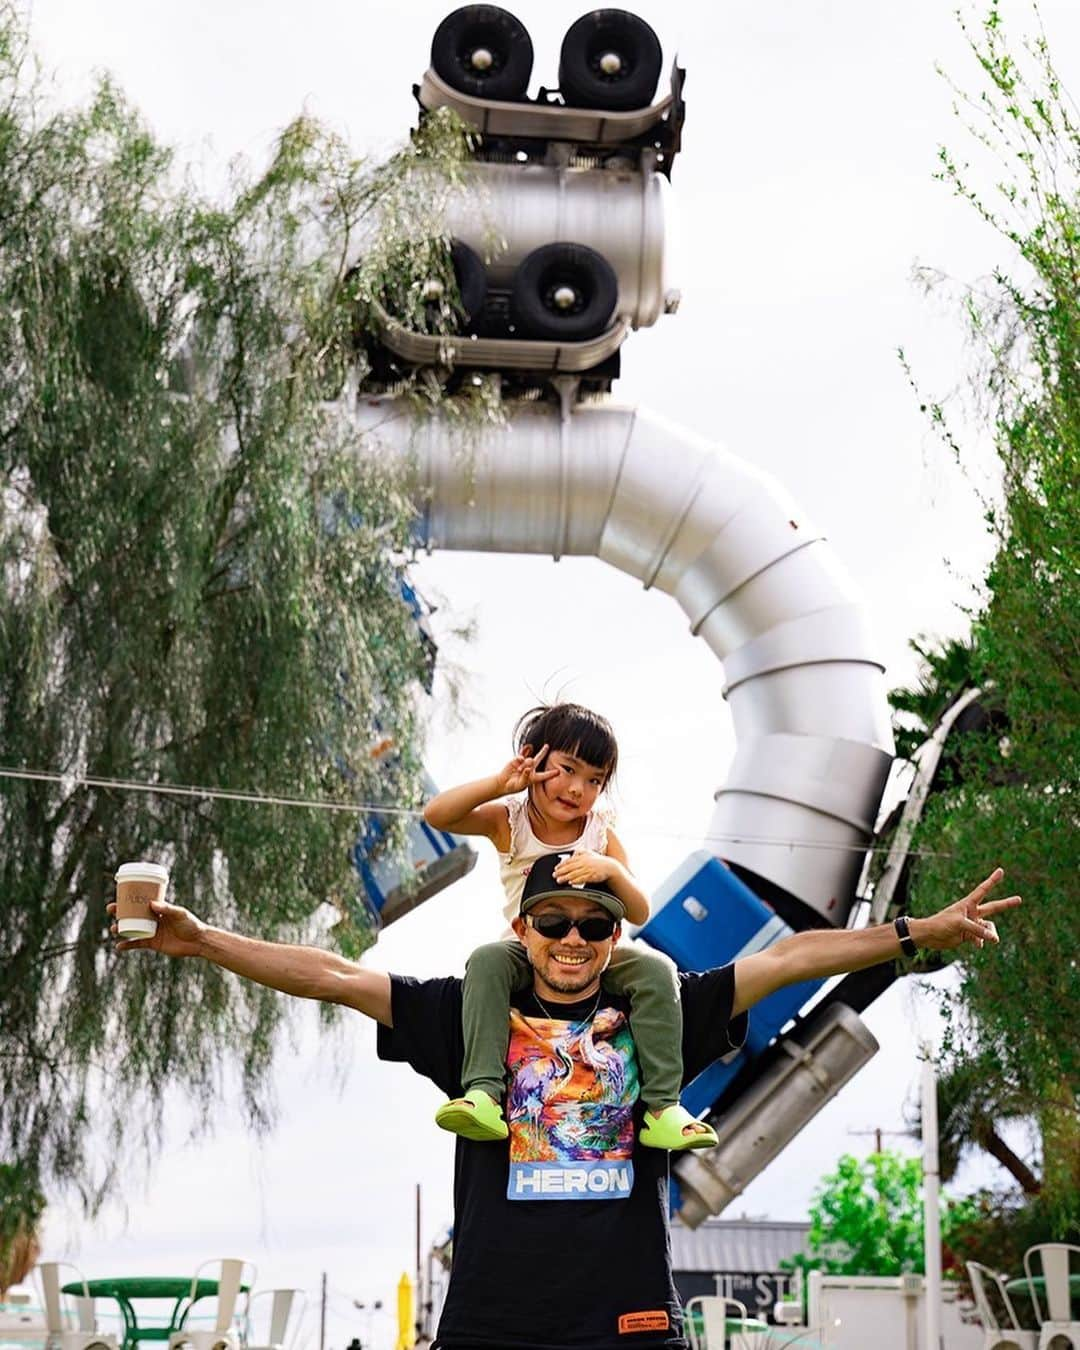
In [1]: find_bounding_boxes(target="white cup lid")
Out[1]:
[115,861,170,883]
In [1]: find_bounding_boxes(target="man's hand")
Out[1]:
[109,896,393,1023]
[733,865,1022,1016]
[496,743,559,796]
[909,866,1021,950]
[108,897,205,958]
[552,850,620,887]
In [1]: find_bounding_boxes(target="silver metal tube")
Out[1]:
[443,161,672,329]
[354,396,893,925]
[674,1002,880,1226]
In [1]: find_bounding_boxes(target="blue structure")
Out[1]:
[355,769,476,926]
[351,574,477,926]
[637,852,823,1117]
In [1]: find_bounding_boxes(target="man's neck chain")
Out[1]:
[529,986,602,1025]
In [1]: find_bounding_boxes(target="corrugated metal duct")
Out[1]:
[353,396,894,927]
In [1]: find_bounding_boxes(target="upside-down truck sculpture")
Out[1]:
[352,5,955,1226]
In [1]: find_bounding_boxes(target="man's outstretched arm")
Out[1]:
[109,897,393,1026]
[731,867,1021,1017]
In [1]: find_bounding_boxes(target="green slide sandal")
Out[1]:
[435,1089,509,1142]
[638,1103,719,1151]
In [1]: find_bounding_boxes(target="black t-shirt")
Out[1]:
[377,967,747,1350]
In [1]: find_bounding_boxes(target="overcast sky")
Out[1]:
[25,1,1075,1346]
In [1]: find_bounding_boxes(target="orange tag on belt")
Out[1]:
[618,1311,670,1334]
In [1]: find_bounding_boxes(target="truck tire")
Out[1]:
[431,6,533,101]
[449,239,488,325]
[511,242,618,341]
[558,9,662,111]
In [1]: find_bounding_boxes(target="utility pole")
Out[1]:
[922,1054,943,1350]
[320,1271,327,1350]
[416,1183,422,1287]
[848,1126,909,1154]
[415,1183,423,1338]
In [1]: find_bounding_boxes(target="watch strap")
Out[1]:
[894,914,918,958]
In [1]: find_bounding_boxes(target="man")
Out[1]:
[111,857,1019,1350]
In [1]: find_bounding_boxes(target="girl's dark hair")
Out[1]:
[514,703,619,784]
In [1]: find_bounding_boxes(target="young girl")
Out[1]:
[422,702,718,1151]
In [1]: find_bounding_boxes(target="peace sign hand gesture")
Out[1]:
[912,867,1022,951]
[496,744,559,796]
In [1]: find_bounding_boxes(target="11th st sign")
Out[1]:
[711,1271,801,1319]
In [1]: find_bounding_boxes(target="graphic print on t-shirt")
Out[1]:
[505,1005,638,1201]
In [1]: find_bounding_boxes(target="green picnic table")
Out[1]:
[684,1303,770,1343]
[1004,1273,1080,1321]
[60,1277,250,1350]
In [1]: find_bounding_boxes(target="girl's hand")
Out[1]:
[552,850,621,887]
[496,744,559,795]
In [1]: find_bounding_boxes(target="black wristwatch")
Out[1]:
[894,914,918,958]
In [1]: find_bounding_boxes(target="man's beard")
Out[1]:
[543,963,595,995]
[533,946,612,997]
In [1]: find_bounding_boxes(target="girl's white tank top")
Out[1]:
[496,795,613,928]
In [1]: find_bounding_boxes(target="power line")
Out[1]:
[0,765,419,816]
[0,764,956,858]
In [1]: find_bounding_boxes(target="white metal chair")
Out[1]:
[35,1265,118,1350]
[243,1290,305,1350]
[967,1261,1039,1350]
[0,1285,48,1346]
[1023,1245,1080,1350]
[166,1260,256,1350]
[685,1295,751,1350]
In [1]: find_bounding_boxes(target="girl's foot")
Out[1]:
[639,1103,718,1151]
[434,1089,509,1142]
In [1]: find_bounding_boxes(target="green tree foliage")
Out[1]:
[945,1189,1080,1309]
[893,3,1080,1221]
[786,1152,979,1279]
[888,637,976,764]
[912,1052,1040,1196]
[0,1164,44,1295]
[0,5,474,1227]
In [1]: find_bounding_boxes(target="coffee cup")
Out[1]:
[115,861,169,939]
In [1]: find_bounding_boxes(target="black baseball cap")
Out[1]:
[518,852,626,921]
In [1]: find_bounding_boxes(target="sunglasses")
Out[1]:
[527,911,617,942]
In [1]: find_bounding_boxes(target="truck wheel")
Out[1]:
[449,239,488,325]
[558,9,662,111]
[511,243,618,341]
[378,238,486,333]
[419,240,487,328]
[431,6,533,101]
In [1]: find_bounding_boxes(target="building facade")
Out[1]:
[670,1217,811,1324]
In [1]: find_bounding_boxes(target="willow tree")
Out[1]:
[0,6,475,1225]
[897,2,1080,1223]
